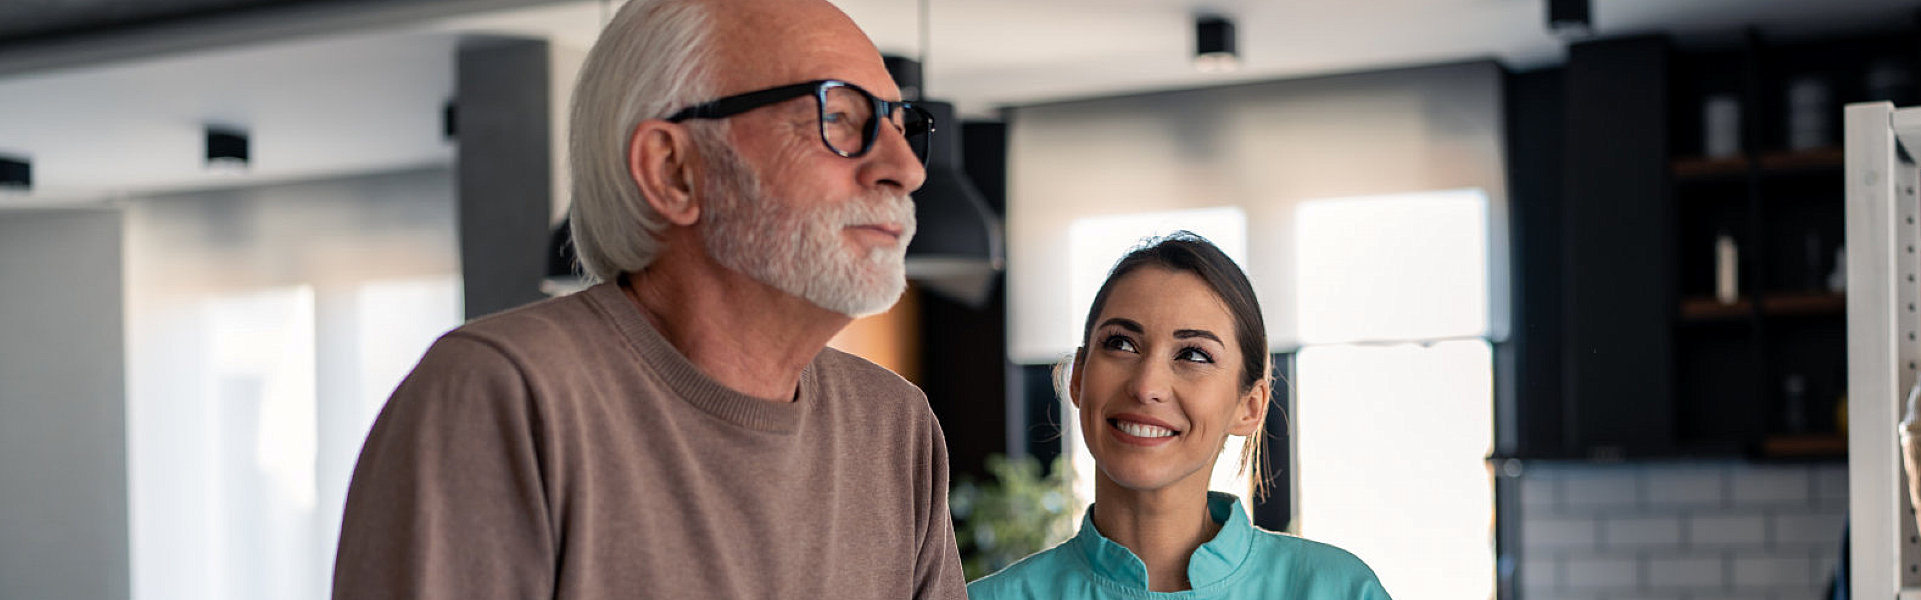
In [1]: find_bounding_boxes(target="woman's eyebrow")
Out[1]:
[1173,329,1223,344]
[1096,317,1143,333]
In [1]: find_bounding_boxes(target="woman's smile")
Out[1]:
[1108,414,1182,445]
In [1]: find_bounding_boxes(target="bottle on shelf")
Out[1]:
[1703,94,1741,159]
[1782,374,1808,434]
[1787,77,1833,151]
[1715,232,1739,305]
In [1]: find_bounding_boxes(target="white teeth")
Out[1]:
[1116,421,1176,438]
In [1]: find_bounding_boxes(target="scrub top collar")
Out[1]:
[1073,491,1256,593]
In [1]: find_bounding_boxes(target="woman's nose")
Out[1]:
[1128,360,1172,404]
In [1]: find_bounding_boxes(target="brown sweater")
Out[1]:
[332,282,967,600]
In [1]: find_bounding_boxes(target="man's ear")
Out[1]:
[1229,379,1270,437]
[627,119,702,226]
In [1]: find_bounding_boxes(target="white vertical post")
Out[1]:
[1847,100,1921,599]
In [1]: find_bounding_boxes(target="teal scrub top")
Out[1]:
[967,492,1392,600]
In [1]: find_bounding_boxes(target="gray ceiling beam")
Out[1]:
[0,0,578,77]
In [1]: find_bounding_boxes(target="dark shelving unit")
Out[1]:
[1661,31,1897,459]
[1504,29,1906,462]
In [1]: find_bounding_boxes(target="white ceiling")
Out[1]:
[0,31,458,201]
[1,0,1917,201]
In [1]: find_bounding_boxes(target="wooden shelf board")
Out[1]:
[1672,155,1750,179]
[1670,147,1844,181]
[1759,433,1847,458]
[1756,147,1844,172]
[1679,293,1844,321]
[1679,297,1751,321]
[1758,291,1845,316]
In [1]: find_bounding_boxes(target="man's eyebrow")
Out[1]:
[1096,318,1143,333]
[1173,329,1223,344]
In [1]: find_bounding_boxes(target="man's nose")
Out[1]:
[858,119,927,192]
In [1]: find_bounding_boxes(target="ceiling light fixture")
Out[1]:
[1194,15,1239,73]
[1547,0,1592,38]
[205,126,249,171]
[0,155,29,190]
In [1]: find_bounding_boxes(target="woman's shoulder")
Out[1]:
[965,540,1088,600]
[1248,528,1368,567]
[1242,528,1390,594]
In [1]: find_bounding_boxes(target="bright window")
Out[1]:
[1292,189,1495,599]
[130,277,459,600]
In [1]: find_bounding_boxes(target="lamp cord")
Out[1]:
[919,0,930,73]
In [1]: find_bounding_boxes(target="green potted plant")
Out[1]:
[949,454,1080,581]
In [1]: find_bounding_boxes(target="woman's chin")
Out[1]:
[1097,463,1191,494]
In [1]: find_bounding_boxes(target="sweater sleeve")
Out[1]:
[914,413,970,600]
[332,333,555,600]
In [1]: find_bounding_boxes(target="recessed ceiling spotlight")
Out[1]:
[0,155,29,190]
[1195,14,1239,73]
[1547,0,1592,39]
[205,126,249,172]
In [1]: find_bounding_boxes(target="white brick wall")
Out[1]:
[1516,461,1846,600]
[1689,514,1767,547]
[1605,516,1683,547]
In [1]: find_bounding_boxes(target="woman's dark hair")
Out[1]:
[1070,231,1275,497]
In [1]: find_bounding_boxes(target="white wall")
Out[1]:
[0,207,129,600]
[1005,60,1509,361]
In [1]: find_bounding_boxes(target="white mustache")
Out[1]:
[839,193,917,244]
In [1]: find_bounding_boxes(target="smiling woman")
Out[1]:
[967,233,1391,599]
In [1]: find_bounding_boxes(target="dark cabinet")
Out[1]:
[1561,36,1677,457]
[1505,31,1885,460]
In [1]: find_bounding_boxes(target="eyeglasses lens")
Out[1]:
[820,85,871,157]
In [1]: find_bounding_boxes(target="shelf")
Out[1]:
[1679,297,1752,321]
[1759,433,1846,458]
[1756,147,1844,172]
[1669,147,1844,181]
[1671,155,1750,180]
[1758,291,1846,316]
[1679,292,1844,322]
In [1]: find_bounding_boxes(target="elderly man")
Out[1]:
[330,0,966,598]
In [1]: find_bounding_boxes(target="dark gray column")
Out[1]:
[0,207,128,600]
[457,37,553,319]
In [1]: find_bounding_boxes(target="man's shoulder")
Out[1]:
[445,289,618,358]
[388,291,617,399]
[811,346,926,401]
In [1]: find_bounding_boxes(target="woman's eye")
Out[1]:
[1101,334,1136,353]
[1176,347,1214,363]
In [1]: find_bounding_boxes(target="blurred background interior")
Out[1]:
[0,0,1912,598]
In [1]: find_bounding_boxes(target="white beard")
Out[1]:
[698,141,918,317]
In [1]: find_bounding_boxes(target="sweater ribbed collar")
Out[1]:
[1072,492,1255,596]
[585,280,813,434]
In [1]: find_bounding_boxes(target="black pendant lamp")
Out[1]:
[886,56,1005,307]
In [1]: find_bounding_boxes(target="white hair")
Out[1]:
[568,0,722,282]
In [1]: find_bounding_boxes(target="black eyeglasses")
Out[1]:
[666,79,934,166]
